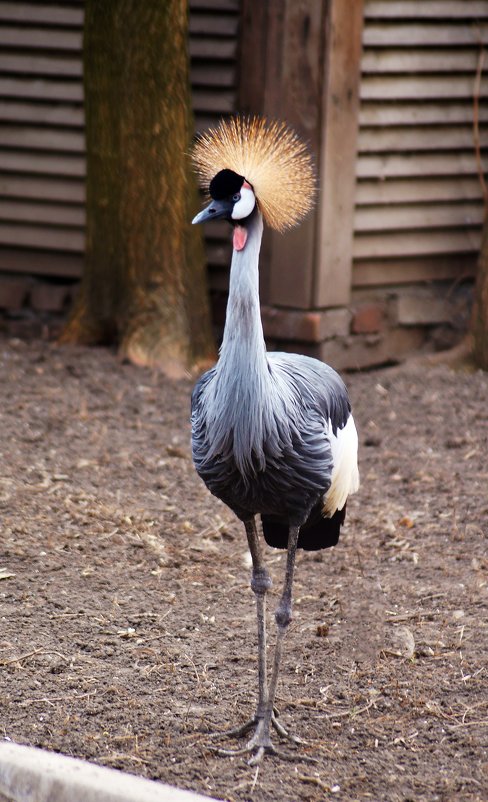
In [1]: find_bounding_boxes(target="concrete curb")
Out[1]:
[0,743,218,802]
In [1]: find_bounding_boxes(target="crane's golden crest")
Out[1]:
[191,116,316,232]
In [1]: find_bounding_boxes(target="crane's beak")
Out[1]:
[192,198,233,225]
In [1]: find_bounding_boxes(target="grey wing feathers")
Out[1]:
[267,352,351,434]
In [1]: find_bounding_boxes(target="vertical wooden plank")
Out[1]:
[237,0,269,115]
[238,0,326,309]
[237,0,272,301]
[268,0,325,310]
[314,0,364,308]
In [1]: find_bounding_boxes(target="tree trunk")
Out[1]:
[472,212,488,370]
[61,0,214,375]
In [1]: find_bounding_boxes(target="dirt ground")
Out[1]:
[0,336,487,802]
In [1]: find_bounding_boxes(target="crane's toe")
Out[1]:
[206,710,311,764]
[207,716,258,740]
[271,712,302,744]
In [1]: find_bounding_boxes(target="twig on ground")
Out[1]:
[1,648,71,666]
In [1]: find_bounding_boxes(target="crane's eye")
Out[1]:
[232,193,241,202]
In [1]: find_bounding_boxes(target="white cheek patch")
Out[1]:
[231,186,256,220]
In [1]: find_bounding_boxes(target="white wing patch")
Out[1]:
[323,414,360,517]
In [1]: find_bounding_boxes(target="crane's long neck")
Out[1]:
[218,210,267,376]
[209,210,272,474]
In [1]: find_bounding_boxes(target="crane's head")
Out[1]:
[191,116,315,250]
[192,168,257,251]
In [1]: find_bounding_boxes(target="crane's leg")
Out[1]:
[211,524,309,764]
[246,517,272,720]
[213,517,271,741]
[247,523,301,765]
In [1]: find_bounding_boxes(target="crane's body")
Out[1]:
[190,117,359,764]
[192,211,358,548]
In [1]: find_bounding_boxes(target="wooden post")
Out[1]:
[239,0,326,309]
[314,0,364,308]
[239,0,364,311]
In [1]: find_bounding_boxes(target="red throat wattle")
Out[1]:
[233,225,248,251]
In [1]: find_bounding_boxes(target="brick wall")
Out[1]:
[263,282,473,370]
[0,274,77,340]
[0,275,472,369]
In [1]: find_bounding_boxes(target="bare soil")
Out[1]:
[0,336,487,802]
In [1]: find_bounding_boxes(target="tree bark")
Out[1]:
[472,213,488,370]
[61,0,214,375]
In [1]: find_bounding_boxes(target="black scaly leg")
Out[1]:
[246,517,273,720]
[213,517,272,741]
[247,524,302,765]
[210,522,311,764]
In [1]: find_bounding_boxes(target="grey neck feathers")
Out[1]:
[203,211,275,475]
[219,211,267,374]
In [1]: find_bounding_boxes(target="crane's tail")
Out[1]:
[261,503,347,551]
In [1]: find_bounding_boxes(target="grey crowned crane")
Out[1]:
[190,117,359,764]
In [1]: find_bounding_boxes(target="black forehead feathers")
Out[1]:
[209,169,244,200]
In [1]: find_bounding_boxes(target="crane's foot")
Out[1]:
[207,708,301,744]
[206,712,314,765]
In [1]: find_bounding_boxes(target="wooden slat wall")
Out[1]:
[353,0,488,288]
[0,0,239,280]
[0,1,84,276]
[190,0,239,286]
